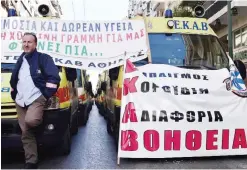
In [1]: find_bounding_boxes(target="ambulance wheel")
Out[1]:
[78,106,86,126]
[82,107,88,126]
[71,114,78,135]
[78,111,84,126]
[114,123,120,152]
[61,125,71,155]
[107,118,113,135]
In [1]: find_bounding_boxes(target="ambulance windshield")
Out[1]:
[1,63,62,72]
[148,33,229,70]
[1,63,15,72]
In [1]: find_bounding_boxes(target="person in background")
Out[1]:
[10,32,60,169]
[245,64,247,87]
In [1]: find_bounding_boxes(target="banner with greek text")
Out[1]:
[118,59,247,158]
[1,17,148,70]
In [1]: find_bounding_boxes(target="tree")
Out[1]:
[173,5,193,17]
[173,0,205,17]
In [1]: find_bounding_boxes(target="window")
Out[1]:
[234,30,241,48]
[76,69,82,87]
[242,27,247,47]
[234,25,247,49]
[148,33,185,65]
[1,63,15,73]
[148,33,229,70]
[234,49,247,61]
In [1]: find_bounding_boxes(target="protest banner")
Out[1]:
[117,59,247,159]
[1,17,148,70]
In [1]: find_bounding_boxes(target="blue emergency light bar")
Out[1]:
[8,6,16,17]
[165,9,173,18]
[164,9,174,29]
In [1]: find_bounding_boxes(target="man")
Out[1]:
[10,32,60,169]
[245,63,247,87]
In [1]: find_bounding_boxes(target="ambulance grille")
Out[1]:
[1,105,16,110]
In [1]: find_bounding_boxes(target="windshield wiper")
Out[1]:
[146,62,217,70]
[1,68,13,71]
[177,65,217,70]
[200,65,217,70]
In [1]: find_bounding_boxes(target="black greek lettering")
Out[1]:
[187,111,195,122]
[170,111,184,122]
[159,110,168,122]
[141,81,150,93]
[141,110,150,121]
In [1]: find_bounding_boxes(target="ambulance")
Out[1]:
[104,9,247,151]
[76,69,91,126]
[85,74,94,115]
[95,79,102,109]
[1,2,82,155]
[1,64,79,155]
[95,72,107,119]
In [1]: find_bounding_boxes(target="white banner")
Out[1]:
[118,59,247,158]
[1,17,148,70]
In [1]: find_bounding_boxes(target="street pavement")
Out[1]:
[2,105,247,169]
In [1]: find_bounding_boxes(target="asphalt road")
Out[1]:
[2,105,247,169]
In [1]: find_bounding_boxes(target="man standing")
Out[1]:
[10,32,60,169]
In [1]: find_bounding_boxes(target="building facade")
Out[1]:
[203,0,247,62]
[0,0,62,18]
[128,0,180,18]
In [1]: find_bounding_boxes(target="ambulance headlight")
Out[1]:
[167,20,174,29]
[47,124,54,130]
[44,96,60,110]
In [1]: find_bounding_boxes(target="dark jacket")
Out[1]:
[10,49,61,100]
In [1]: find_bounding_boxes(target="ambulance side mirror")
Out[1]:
[101,82,107,92]
[97,88,102,95]
[109,67,120,80]
[234,60,246,80]
[65,68,77,82]
[85,82,92,92]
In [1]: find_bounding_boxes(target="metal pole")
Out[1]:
[72,0,75,20]
[83,0,86,20]
[228,0,233,59]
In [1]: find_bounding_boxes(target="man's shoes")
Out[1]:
[24,163,38,169]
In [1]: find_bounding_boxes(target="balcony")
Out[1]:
[205,0,247,24]
[204,1,227,19]
[204,0,247,37]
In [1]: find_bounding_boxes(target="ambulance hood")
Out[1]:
[1,73,14,103]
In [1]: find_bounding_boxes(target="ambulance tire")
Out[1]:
[82,106,88,126]
[107,118,113,135]
[60,125,71,155]
[98,106,102,116]
[88,103,93,113]
[78,106,86,126]
[86,111,89,123]
[71,114,79,135]
[114,123,120,152]
[78,110,83,126]
[103,107,107,120]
